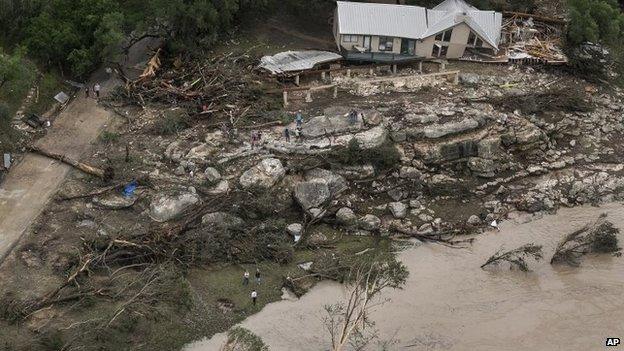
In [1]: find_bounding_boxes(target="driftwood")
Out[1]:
[390,225,474,248]
[58,176,149,201]
[30,146,114,181]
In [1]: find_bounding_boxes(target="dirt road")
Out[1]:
[0,75,118,263]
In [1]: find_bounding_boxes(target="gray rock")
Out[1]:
[286,223,303,237]
[418,223,434,234]
[302,114,363,138]
[424,119,479,139]
[459,73,480,85]
[186,143,214,160]
[335,164,375,180]
[353,126,388,149]
[150,192,200,222]
[388,202,407,219]
[388,188,407,201]
[202,212,244,229]
[359,214,381,231]
[468,158,497,178]
[92,193,137,210]
[336,207,357,224]
[305,168,348,195]
[418,213,434,222]
[467,215,482,226]
[362,109,382,126]
[478,137,502,159]
[204,167,221,183]
[208,180,230,195]
[239,158,285,189]
[165,141,184,162]
[399,166,422,179]
[293,180,331,210]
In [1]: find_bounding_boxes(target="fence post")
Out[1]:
[333,86,338,99]
[283,91,288,108]
[305,90,313,103]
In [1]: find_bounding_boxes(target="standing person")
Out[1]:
[284,127,291,143]
[348,109,357,124]
[251,290,258,306]
[243,270,250,286]
[295,110,304,128]
[255,268,261,285]
[84,85,90,98]
[295,127,303,143]
[94,83,101,98]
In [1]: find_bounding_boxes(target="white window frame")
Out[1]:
[342,35,359,43]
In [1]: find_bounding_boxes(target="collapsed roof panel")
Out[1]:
[259,51,343,74]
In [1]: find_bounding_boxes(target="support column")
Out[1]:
[453,72,459,85]
[283,91,288,108]
[321,71,326,82]
[440,61,446,72]
[392,64,397,75]
[346,69,351,78]
[305,90,313,103]
[294,74,300,86]
[369,68,374,75]
[418,61,423,74]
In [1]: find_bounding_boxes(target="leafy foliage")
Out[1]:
[481,243,543,272]
[551,214,621,266]
[332,139,401,173]
[567,0,624,46]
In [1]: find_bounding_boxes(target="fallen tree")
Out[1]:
[551,214,621,266]
[30,146,114,181]
[481,243,543,271]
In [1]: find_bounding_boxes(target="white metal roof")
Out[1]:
[336,1,428,39]
[335,0,502,49]
[259,51,343,74]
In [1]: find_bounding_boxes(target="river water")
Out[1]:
[186,204,624,351]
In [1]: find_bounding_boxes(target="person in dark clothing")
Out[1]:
[255,268,261,284]
[243,270,250,285]
[85,86,90,98]
[284,128,291,142]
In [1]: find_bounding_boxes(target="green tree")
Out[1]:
[567,0,624,46]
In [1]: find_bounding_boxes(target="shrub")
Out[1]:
[332,139,401,173]
[152,110,189,135]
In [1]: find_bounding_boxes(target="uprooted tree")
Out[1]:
[551,213,621,266]
[481,243,544,272]
[322,258,408,351]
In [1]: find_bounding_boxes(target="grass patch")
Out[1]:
[25,71,67,116]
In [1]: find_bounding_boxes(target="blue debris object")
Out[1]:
[123,180,138,198]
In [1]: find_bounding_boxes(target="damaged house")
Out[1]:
[333,0,502,62]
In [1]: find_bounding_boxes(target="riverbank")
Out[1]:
[186,203,624,351]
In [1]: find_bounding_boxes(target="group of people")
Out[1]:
[243,268,262,306]
[84,82,102,98]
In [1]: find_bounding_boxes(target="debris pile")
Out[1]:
[502,13,567,63]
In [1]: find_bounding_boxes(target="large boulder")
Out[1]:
[302,114,363,138]
[204,167,221,183]
[388,202,407,219]
[149,192,200,222]
[293,180,331,210]
[201,212,244,230]
[353,126,388,149]
[359,214,381,231]
[305,168,348,196]
[336,207,357,225]
[239,158,285,189]
[423,119,479,139]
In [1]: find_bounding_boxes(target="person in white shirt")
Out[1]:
[251,290,258,306]
[94,83,101,98]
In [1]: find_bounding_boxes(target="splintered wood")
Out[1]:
[501,13,567,64]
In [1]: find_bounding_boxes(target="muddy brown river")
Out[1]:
[186,204,624,350]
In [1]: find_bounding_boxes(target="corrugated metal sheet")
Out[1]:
[259,51,343,74]
[337,1,428,39]
[336,0,502,49]
[432,0,477,12]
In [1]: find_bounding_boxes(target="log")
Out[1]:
[30,146,114,181]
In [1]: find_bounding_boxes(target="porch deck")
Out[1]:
[343,51,423,64]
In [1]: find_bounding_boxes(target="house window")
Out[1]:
[436,29,453,42]
[468,31,476,45]
[432,44,448,58]
[475,38,483,47]
[342,35,359,43]
[378,37,394,51]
